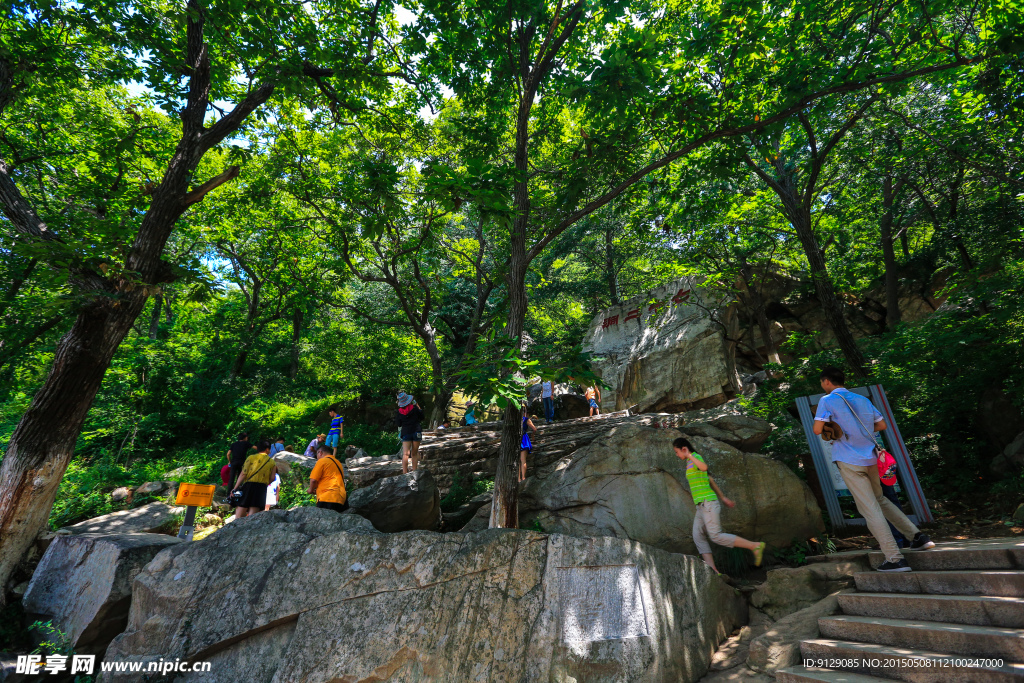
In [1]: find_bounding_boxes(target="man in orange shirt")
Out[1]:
[307,443,348,512]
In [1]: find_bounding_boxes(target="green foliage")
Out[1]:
[0,601,31,652]
[439,474,494,513]
[30,620,75,657]
[455,333,607,411]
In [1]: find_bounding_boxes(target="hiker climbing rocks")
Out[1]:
[396,392,425,473]
[519,405,538,481]
[585,385,601,416]
[674,437,766,573]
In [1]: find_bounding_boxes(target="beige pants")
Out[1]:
[837,461,920,562]
[692,500,737,555]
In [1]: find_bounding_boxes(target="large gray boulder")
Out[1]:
[272,450,316,469]
[749,559,869,620]
[105,507,746,682]
[22,533,182,655]
[583,277,742,413]
[463,425,823,554]
[61,502,184,535]
[348,469,441,532]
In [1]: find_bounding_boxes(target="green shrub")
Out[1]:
[439,474,494,512]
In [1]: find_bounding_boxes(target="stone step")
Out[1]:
[777,666,891,683]
[839,593,1024,628]
[854,571,1024,597]
[800,638,1024,682]
[867,539,1024,571]
[818,615,1024,661]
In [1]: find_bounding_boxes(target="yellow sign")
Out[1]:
[175,483,216,507]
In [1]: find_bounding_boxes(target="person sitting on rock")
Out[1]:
[307,443,348,513]
[231,440,279,520]
[673,437,766,573]
[585,385,601,416]
[395,392,424,473]
[519,405,538,481]
[304,433,327,459]
[464,401,477,425]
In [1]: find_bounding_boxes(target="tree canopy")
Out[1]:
[0,0,1022,596]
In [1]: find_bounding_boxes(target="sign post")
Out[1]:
[795,384,933,531]
[174,483,216,541]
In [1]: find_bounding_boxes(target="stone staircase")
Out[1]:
[777,538,1024,682]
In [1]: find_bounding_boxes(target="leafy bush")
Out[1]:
[439,474,494,512]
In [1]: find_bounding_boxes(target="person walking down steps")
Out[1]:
[813,366,934,572]
[395,392,424,473]
[674,437,766,573]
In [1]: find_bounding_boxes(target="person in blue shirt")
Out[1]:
[813,366,933,572]
[464,401,477,425]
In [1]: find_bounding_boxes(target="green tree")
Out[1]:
[0,0,403,597]
[410,0,989,527]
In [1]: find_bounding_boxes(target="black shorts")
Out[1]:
[401,432,422,443]
[317,501,349,513]
[237,482,268,509]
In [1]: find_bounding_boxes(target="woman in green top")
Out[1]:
[673,437,766,573]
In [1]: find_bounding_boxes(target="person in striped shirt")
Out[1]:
[326,408,344,455]
[674,437,766,573]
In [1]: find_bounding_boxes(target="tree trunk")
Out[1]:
[148,295,163,340]
[489,85,535,530]
[230,346,249,380]
[289,307,302,379]
[0,2,275,597]
[880,176,902,329]
[0,292,148,597]
[605,228,619,304]
[791,208,869,376]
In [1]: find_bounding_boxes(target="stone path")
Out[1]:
[777,537,1024,682]
[343,406,770,494]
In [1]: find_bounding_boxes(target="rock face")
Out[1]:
[348,469,441,532]
[105,507,746,682]
[61,502,184,535]
[748,559,869,620]
[134,480,172,496]
[22,533,182,655]
[344,407,776,496]
[272,450,317,469]
[584,277,742,414]
[463,424,823,553]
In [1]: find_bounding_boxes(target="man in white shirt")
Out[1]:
[813,366,934,572]
[541,380,555,423]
